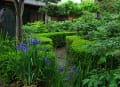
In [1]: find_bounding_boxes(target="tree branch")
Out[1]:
[13,0,19,14]
[19,0,24,16]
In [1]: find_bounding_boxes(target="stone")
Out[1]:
[0,8,16,38]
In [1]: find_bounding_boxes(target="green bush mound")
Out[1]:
[35,32,76,48]
[67,36,120,70]
[66,36,93,65]
[36,36,53,45]
[66,36,82,50]
[23,21,48,33]
[71,38,92,53]
[38,44,54,52]
[31,36,53,51]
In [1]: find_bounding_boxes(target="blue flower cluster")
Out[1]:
[58,66,63,73]
[30,39,41,46]
[44,57,50,65]
[66,66,78,80]
[72,66,78,73]
[57,65,79,80]
[16,43,28,52]
[16,39,41,52]
[58,66,78,73]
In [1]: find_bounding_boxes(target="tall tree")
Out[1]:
[37,0,60,31]
[13,0,24,45]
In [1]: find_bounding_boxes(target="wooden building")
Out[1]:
[0,0,45,24]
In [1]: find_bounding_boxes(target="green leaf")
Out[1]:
[83,79,90,85]
[98,56,106,64]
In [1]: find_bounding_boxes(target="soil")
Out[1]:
[0,80,3,87]
[0,81,16,87]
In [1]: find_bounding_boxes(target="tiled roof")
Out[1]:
[24,0,45,6]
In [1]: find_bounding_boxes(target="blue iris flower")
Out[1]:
[44,58,49,63]
[72,66,78,73]
[16,43,28,52]
[58,66,63,73]
[30,39,41,46]
[44,57,50,65]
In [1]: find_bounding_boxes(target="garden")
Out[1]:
[1,0,120,87]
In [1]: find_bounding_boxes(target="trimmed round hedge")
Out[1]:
[66,36,120,70]
[66,36,94,66]
[35,32,76,48]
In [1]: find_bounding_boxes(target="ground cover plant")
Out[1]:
[23,21,48,34]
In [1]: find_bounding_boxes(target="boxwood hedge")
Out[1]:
[66,36,120,70]
[35,32,76,48]
[31,36,53,51]
[66,36,94,66]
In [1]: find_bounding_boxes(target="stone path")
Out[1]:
[55,46,67,66]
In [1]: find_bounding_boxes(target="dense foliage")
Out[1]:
[46,1,99,17]
[23,21,47,34]
[2,0,120,86]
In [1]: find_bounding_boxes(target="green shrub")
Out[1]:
[79,1,100,13]
[66,36,96,87]
[66,36,119,86]
[28,35,53,51]
[66,36,120,86]
[11,40,55,86]
[48,21,73,32]
[0,33,16,84]
[33,36,53,45]
[23,21,47,33]
[67,36,120,69]
[101,20,120,37]
[66,36,93,65]
[66,36,81,52]
[87,37,120,69]
[58,1,82,16]
[49,13,102,34]
[35,32,76,48]
[83,69,119,87]
[38,44,53,52]
[0,33,15,55]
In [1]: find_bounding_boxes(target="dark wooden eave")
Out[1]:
[3,0,45,6]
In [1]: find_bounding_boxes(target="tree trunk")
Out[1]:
[45,11,50,31]
[14,0,24,45]
[45,1,50,32]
